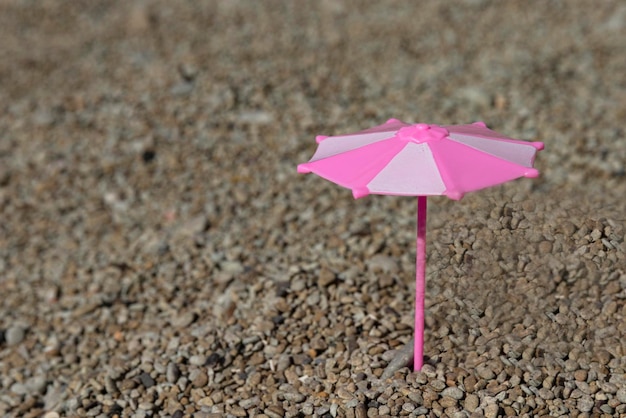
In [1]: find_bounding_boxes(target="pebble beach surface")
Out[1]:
[1,1,625,417]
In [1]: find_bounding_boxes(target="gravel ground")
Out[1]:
[1,1,625,417]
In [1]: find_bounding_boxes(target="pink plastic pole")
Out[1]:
[414,196,427,371]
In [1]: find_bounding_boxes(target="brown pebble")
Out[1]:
[265,405,285,418]
[483,403,500,418]
[318,267,336,286]
[248,352,265,366]
[595,349,612,365]
[119,379,137,391]
[355,402,367,418]
[502,406,517,417]
[337,387,354,400]
[439,396,457,408]
[538,240,553,253]
[464,394,479,411]
[574,369,588,382]
[464,375,477,392]
[228,405,247,417]
[476,365,496,380]
[538,388,555,400]
[191,369,208,388]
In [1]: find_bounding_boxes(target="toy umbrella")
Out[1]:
[297,119,544,371]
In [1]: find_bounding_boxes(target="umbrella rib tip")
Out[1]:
[524,168,540,178]
[352,187,370,199]
[445,190,464,200]
[297,164,311,174]
[533,141,545,151]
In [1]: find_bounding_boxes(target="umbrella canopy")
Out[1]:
[298,119,543,200]
[298,119,544,370]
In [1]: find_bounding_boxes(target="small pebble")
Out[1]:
[616,388,626,403]
[600,404,614,414]
[10,383,28,395]
[476,365,496,380]
[138,373,155,388]
[25,375,47,395]
[355,403,367,418]
[138,402,154,411]
[577,396,595,412]
[6,326,25,346]
[265,405,285,418]
[402,402,416,412]
[574,369,588,382]
[367,254,398,273]
[189,355,206,366]
[464,394,479,411]
[190,369,208,388]
[276,354,292,371]
[171,312,197,328]
[104,376,118,394]
[167,363,181,383]
[282,392,305,402]
[239,396,260,410]
[484,403,500,418]
[595,349,612,365]
[229,405,247,417]
[318,268,336,286]
[439,396,457,408]
[441,387,464,400]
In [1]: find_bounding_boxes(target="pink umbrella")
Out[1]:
[297,119,544,371]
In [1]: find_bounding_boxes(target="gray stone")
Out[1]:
[167,362,181,383]
[5,326,25,346]
[441,387,464,400]
[616,388,626,403]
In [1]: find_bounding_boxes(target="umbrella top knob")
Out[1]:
[397,124,449,144]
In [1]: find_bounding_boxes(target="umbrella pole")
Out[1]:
[414,195,427,371]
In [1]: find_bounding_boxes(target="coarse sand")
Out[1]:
[1,1,625,417]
